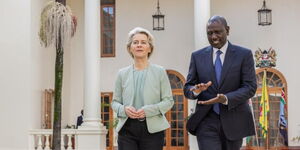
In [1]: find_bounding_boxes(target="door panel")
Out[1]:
[164,92,188,150]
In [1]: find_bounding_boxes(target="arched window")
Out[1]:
[247,68,288,149]
[164,70,189,150]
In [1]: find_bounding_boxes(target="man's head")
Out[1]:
[206,15,230,49]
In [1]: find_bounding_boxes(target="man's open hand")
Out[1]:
[190,81,212,93]
[198,94,226,105]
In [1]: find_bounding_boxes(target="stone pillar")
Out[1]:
[194,0,210,50]
[81,0,102,129]
[190,1,211,150]
[77,0,107,149]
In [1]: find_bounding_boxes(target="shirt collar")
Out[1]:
[213,41,228,54]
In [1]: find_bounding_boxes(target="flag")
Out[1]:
[279,88,288,146]
[259,70,269,139]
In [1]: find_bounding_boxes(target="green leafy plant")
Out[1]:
[113,118,119,129]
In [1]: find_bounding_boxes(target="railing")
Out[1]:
[29,129,77,150]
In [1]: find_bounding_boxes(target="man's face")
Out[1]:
[207,22,229,49]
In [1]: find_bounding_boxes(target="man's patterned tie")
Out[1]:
[213,50,223,114]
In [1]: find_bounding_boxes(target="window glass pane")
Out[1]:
[171,139,177,146]
[177,95,183,103]
[101,4,115,57]
[178,112,183,120]
[178,130,183,137]
[168,73,184,89]
[104,106,109,112]
[171,104,177,111]
[104,96,109,103]
[171,112,177,120]
[267,79,274,87]
[103,7,114,28]
[178,121,183,128]
[108,7,114,15]
[104,114,109,121]
[272,74,280,81]
[277,81,283,87]
[178,104,183,111]
[178,138,184,146]
[267,72,273,79]
[171,121,177,128]
[171,130,177,137]
[103,30,113,54]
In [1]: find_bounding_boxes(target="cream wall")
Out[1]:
[66,0,194,126]
[0,0,55,149]
[0,1,30,149]
[211,0,300,146]
[67,0,85,126]
[102,0,194,92]
[66,0,300,148]
[1,0,299,149]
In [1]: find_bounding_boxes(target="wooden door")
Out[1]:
[164,70,189,150]
[42,89,54,129]
[101,92,114,150]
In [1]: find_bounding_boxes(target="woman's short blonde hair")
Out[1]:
[126,27,154,58]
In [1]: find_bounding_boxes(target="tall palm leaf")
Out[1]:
[39,0,76,149]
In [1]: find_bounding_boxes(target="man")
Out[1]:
[76,109,83,128]
[184,16,257,150]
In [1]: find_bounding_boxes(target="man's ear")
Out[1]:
[226,26,230,35]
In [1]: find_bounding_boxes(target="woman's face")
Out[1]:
[130,33,151,59]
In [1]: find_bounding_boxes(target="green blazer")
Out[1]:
[111,64,174,133]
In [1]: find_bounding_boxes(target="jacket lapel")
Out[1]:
[128,65,135,105]
[204,47,218,90]
[219,42,236,88]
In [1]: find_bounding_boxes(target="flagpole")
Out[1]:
[274,128,280,149]
[249,98,260,150]
[267,123,269,150]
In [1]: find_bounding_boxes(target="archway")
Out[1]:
[247,68,288,149]
[164,70,189,150]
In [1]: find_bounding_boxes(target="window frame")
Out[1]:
[100,3,115,57]
[101,92,114,150]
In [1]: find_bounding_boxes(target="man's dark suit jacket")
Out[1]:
[184,42,257,140]
[76,115,83,128]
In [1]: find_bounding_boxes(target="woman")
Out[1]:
[111,27,174,150]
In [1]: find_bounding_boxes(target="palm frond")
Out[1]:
[39,1,76,48]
